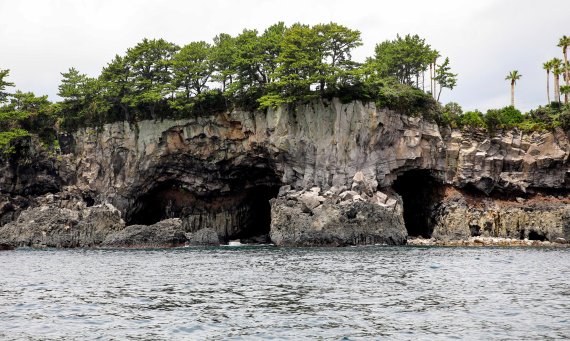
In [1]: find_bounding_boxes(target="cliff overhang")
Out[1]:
[1,98,569,247]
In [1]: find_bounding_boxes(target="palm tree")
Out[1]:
[552,58,563,103]
[558,35,570,87]
[505,70,522,107]
[561,85,570,105]
[543,60,553,104]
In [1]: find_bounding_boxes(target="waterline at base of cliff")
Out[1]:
[1,99,570,248]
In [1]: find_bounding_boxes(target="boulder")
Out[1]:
[102,219,187,248]
[270,191,407,247]
[185,228,220,246]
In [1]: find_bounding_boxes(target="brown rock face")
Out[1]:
[1,98,570,246]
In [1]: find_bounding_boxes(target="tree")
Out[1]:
[211,33,237,92]
[58,67,107,126]
[100,55,132,120]
[123,38,179,118]
[430,50,440,98]
[543,60,553,104]
[0,90,54,145]
[505,70,521,107]
[230,29,267,95]
[58,68,89,103]
[172,41,213,99]
[561,85,570,105]
[433,57,457,101]
[313,22,362,92]
[441,102,463,128]
[370,34,434,86]
[260,23,322,106]
[558,35,570,88]
[551,58,563,103]
[0,69,14,104]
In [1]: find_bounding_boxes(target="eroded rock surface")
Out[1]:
[432,187,570,242]
[1,98,570,247]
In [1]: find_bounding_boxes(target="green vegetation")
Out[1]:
[1,23,570,152]
[2,22,459,141]
[440,34,569,133]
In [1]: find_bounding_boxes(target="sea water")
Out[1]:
[1,246,569,340]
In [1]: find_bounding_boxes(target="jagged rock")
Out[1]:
[0,202,124,248]
[339,191,358,201]
[102,218,186,248]
[298,191,324,210]
[270,196,406,246]
[185,228,220,246]
[375,191,388,204]
[432,187,570,242]
[2,99,570,247]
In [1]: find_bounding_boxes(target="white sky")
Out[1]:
[0,0,568,112]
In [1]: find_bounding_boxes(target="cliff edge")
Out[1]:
[1,99,569,247]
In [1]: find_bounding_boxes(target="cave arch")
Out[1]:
[126,160,281,244]
[392,170,444,238]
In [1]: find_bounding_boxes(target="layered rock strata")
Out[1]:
[1,98,569,247]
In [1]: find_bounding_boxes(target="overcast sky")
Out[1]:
[1,0,568,112]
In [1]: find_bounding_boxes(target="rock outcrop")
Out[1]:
[101,218,187,248]
[1,98,569,247]
[432,187,570,242]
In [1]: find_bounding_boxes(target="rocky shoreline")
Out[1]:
[1,99,570,249]
[407,236,569,247]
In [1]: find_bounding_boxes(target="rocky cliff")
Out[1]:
[1,98,569,247]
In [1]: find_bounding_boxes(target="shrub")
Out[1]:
[459,110,485,129]
[558,110,570,130]
[377,83,438,118]
[484,106,523,131]
[0,129,30,153]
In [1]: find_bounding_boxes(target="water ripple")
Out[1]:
[1,246,569,340]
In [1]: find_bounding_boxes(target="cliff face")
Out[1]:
[1,98,569,247]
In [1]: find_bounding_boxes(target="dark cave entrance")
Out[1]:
[528,230,547,241]
[392,170,444,238]
[126,168,281,244]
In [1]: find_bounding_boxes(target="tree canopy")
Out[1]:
[0,21,465,152]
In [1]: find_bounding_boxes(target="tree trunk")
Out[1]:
[429,64,433,96]
[121,103,130,122]
[546,71,551,104]
[555,74,560,103]
[511,81,515,107]
[433,69,437,99]
[564,48,570,85]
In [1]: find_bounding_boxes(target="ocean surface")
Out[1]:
[1,246,569,340]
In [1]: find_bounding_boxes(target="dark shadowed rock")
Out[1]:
[0,242,15,251]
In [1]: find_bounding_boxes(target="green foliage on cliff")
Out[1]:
[3,22,461,136]
[439,101,570,133]
[43,22,453,129]
[0,129,30,152]
[0,77,57,152]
